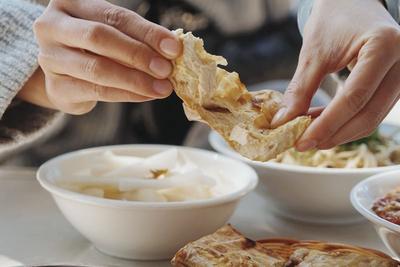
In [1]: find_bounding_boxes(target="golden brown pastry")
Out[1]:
[261,239,398,267]
[171,225,286,267]
[170,29,311,161]
[172,225,399,267]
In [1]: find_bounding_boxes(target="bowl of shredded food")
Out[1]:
[37,145,258,260]
[209,123,400,224]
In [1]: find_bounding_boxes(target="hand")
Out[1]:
[271,0,400,151]
[33,0,181,114]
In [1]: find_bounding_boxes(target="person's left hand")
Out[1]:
[271,0,400,151]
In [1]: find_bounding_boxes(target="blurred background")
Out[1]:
[4,0,397,166]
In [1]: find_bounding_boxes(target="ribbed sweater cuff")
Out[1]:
[0,0,44,118]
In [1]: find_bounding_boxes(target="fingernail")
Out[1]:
[149,57,172,78]
[271,108,287,127]
[153,80,173,96]
[160,38,180,57]
[296,139,317,152]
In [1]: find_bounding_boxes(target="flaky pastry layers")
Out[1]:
[172,225,398,267]
[170,29,311,161]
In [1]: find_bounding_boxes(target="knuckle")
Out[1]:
[128,44,149,68]
[82,24,104,44]
[379,26,400,43]
[103,7,128,29]
[44,75,60,97]
[37,53,46,67]
[82,58,100,80]
[130,74,152,95]
[369,26,400,52]
[92,83,105,100]
[343,88,370,113]
[128,47,141,66]
[142,25,158,45]
[286,80,302,98]
[37,53,51,70]
[33,17,48,35]
[284,80,310,111]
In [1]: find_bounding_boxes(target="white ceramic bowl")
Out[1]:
[209,123,400,224]
[37,145,258,260]
[351,170,400,260]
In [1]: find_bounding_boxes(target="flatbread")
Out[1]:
[170,29,311,161]
[171,225,286,267]
[261,239,398,267]
[171,225,399,267]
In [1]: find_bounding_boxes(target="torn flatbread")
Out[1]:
[170,29,311,161]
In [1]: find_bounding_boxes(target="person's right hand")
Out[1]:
[33,0,181,114]
[271,0,400,151]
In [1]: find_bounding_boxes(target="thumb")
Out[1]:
[271,48,326,127]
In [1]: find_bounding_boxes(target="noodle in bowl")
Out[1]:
[272,131,400,169]
[209,123,400,224]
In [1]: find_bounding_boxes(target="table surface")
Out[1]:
[0,168,389,267]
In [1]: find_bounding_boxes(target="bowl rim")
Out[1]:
[350,170,400,233]
[36,144,258,210]
[208,123,400,175]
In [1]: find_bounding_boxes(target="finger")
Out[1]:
[38,47,173,98]
[271,46,326,127]
[318,61,400,149]
[296,41,397,152]
[307,106,325,118]
[44,74,97,115]
[56,0,181,59]
[50,16,172,79]
[46,73,154,104]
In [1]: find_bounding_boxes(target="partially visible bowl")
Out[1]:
[37,145,258,260]
[209,123,400,224]
[351,170,400,260]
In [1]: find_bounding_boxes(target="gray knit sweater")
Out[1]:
[0,0,64,161]
[0,0,41,116]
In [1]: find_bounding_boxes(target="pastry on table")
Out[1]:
[171,225,286,266]
[171,224,398,267]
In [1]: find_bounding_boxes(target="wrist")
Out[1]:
[297,0,399,36]
[17,68,55,109]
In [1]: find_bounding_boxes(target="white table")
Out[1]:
[0,169,388,266]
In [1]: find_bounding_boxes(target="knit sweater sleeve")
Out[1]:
[0,0,44,118]
[0,0,66,163]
